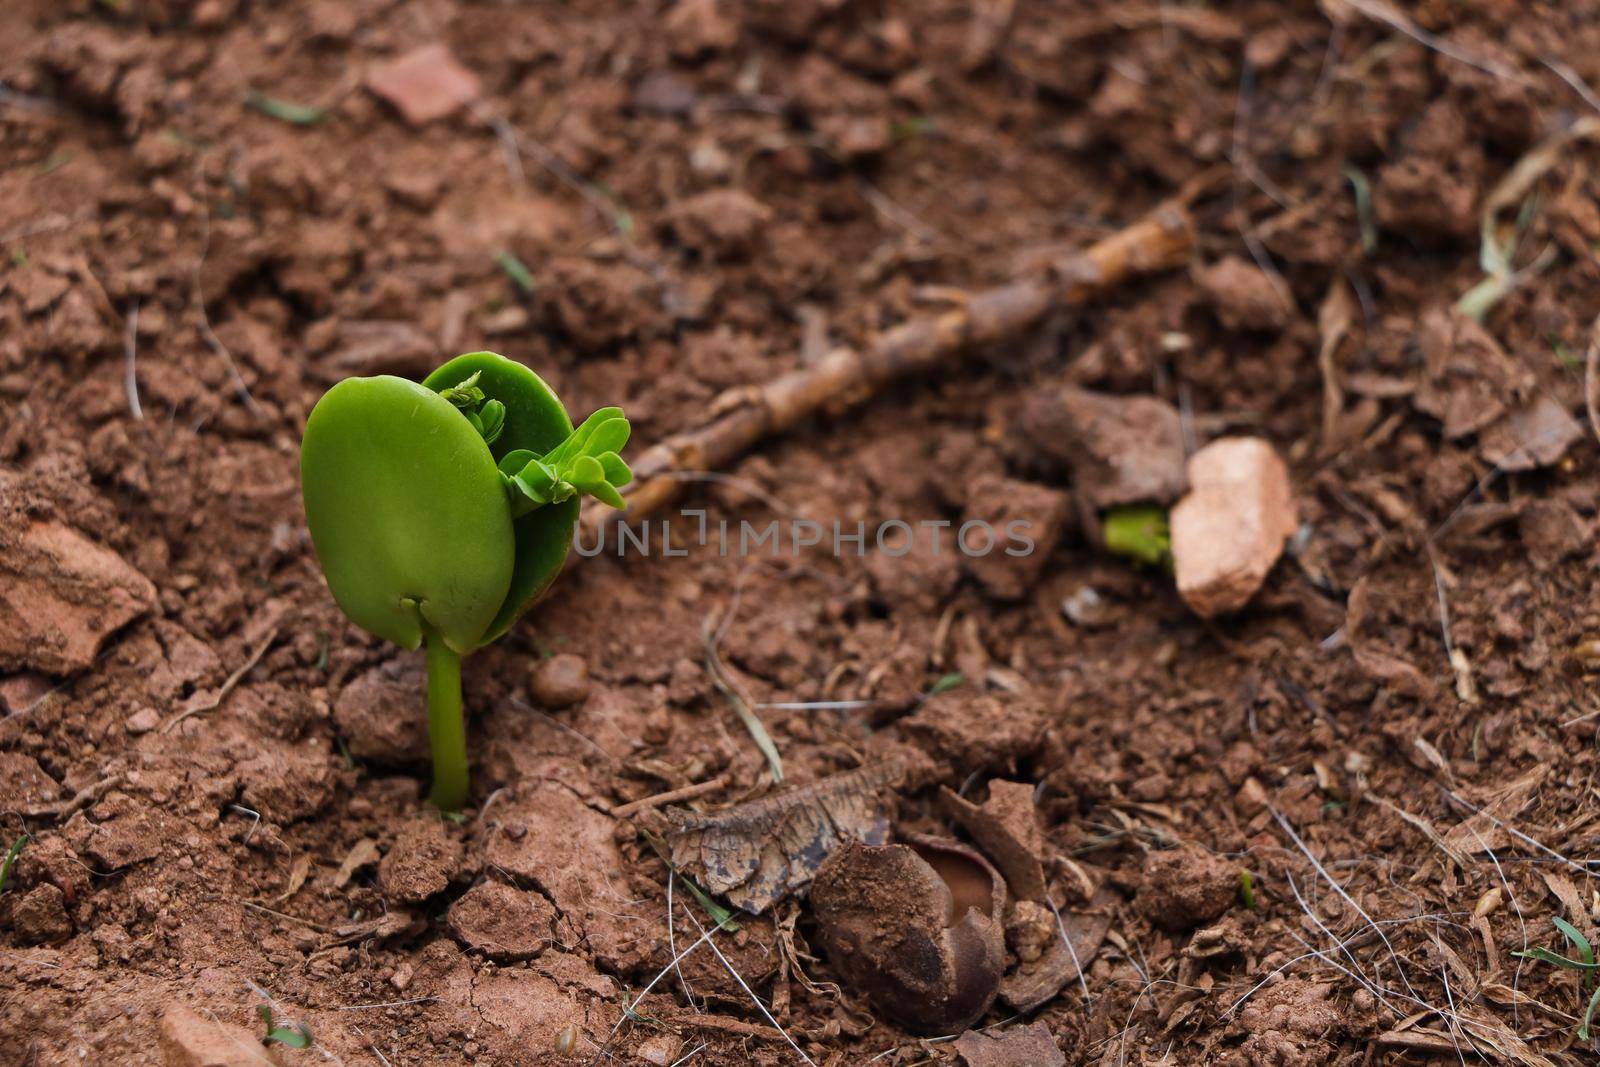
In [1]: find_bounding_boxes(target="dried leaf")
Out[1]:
[334,838,381,888]
[659,759,912,913]
[999,888,1116,1012]
[1442,770,1544,855]
[271,853,312,904]
[941,781,1047,902]
[953,1021,1065,1067]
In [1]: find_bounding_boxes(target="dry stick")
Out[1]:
[612,775,731,819]
[162,626,280,734]
[578,206,1194,540]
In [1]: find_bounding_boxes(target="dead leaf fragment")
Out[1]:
[941,780,1047,902]
[999,888,1116,1012]
[270,853,312,904]
[953,1021,1065,1067]
[660,759,910,913]
[334,838,381,888]
[366,44,481,125]
[1478,395,1583,471]
[1442,770,1544,856]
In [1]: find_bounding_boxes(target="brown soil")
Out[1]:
[5,1,1600,1064]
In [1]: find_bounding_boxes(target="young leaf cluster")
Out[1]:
[498,406,632,514]
[438,371,507,445]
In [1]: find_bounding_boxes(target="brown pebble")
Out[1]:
[125,707,161,734]
[12,883,73,944]
[529,653,590,708]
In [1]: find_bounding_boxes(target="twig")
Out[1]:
[238,899,330,932]
[123,300,143,420]
[334,997,439,1011]
[579,205,1193,538]
[162,627,280,734]
[613,776,731,819]
[21,774,127,821]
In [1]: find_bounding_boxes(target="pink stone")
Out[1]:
[1170,438,1296,618]
[367,45,481,126]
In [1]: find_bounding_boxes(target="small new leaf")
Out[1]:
[1104,504,1172,568]
[478,400,506,445]
[257,1005,312,1049]
[438,371,486,410]
[0,834,27,894]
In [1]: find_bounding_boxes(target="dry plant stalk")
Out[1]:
[580,205,1195,538]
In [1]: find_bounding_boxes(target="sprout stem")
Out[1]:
[424,633,469,811]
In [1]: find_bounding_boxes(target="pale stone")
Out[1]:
[1170,438,1295,618]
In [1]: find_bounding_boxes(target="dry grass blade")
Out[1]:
[1271,807,1422,1004]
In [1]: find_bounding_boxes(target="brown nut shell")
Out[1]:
[812,835,1005,1034]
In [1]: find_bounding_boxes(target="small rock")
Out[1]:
[631,72,698,116]
[1520,498,1591,567]
[334,659,429,763]
[84,813,164,870]
[666,188,773,260]
[664,0,739,57]
[379,815,463,903]
[0,521,157,676]
[902,693,1046,777]
[382,169,445,211]
[1061,586,1113,628]
[1021,387,1187,532]
[1170,437,1296,618]
[953,1021,1065,1067]
[961,475,1069,600]
[1138,844,1237,930]
[366,44,481,125]
[636,1034,684,1066]
[236,746,336,821]
[158,1004,282,1067]
[12,883,72,944]
[1235,776,1268,817]
[1196,255,1293,332]
[529,653,590,709]
[125,707,161,734]
[447,880,558,960]
[0,671,52,714]
[0,752,59,811]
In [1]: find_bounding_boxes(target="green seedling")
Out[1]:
[301,351,631,810]
[1514,918,1600,1039]
[0,834,28,894]
[257,1005,312,1049]
[1103,504,1172,568]
[1239,868,1256,910]
[245,89,328,126]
